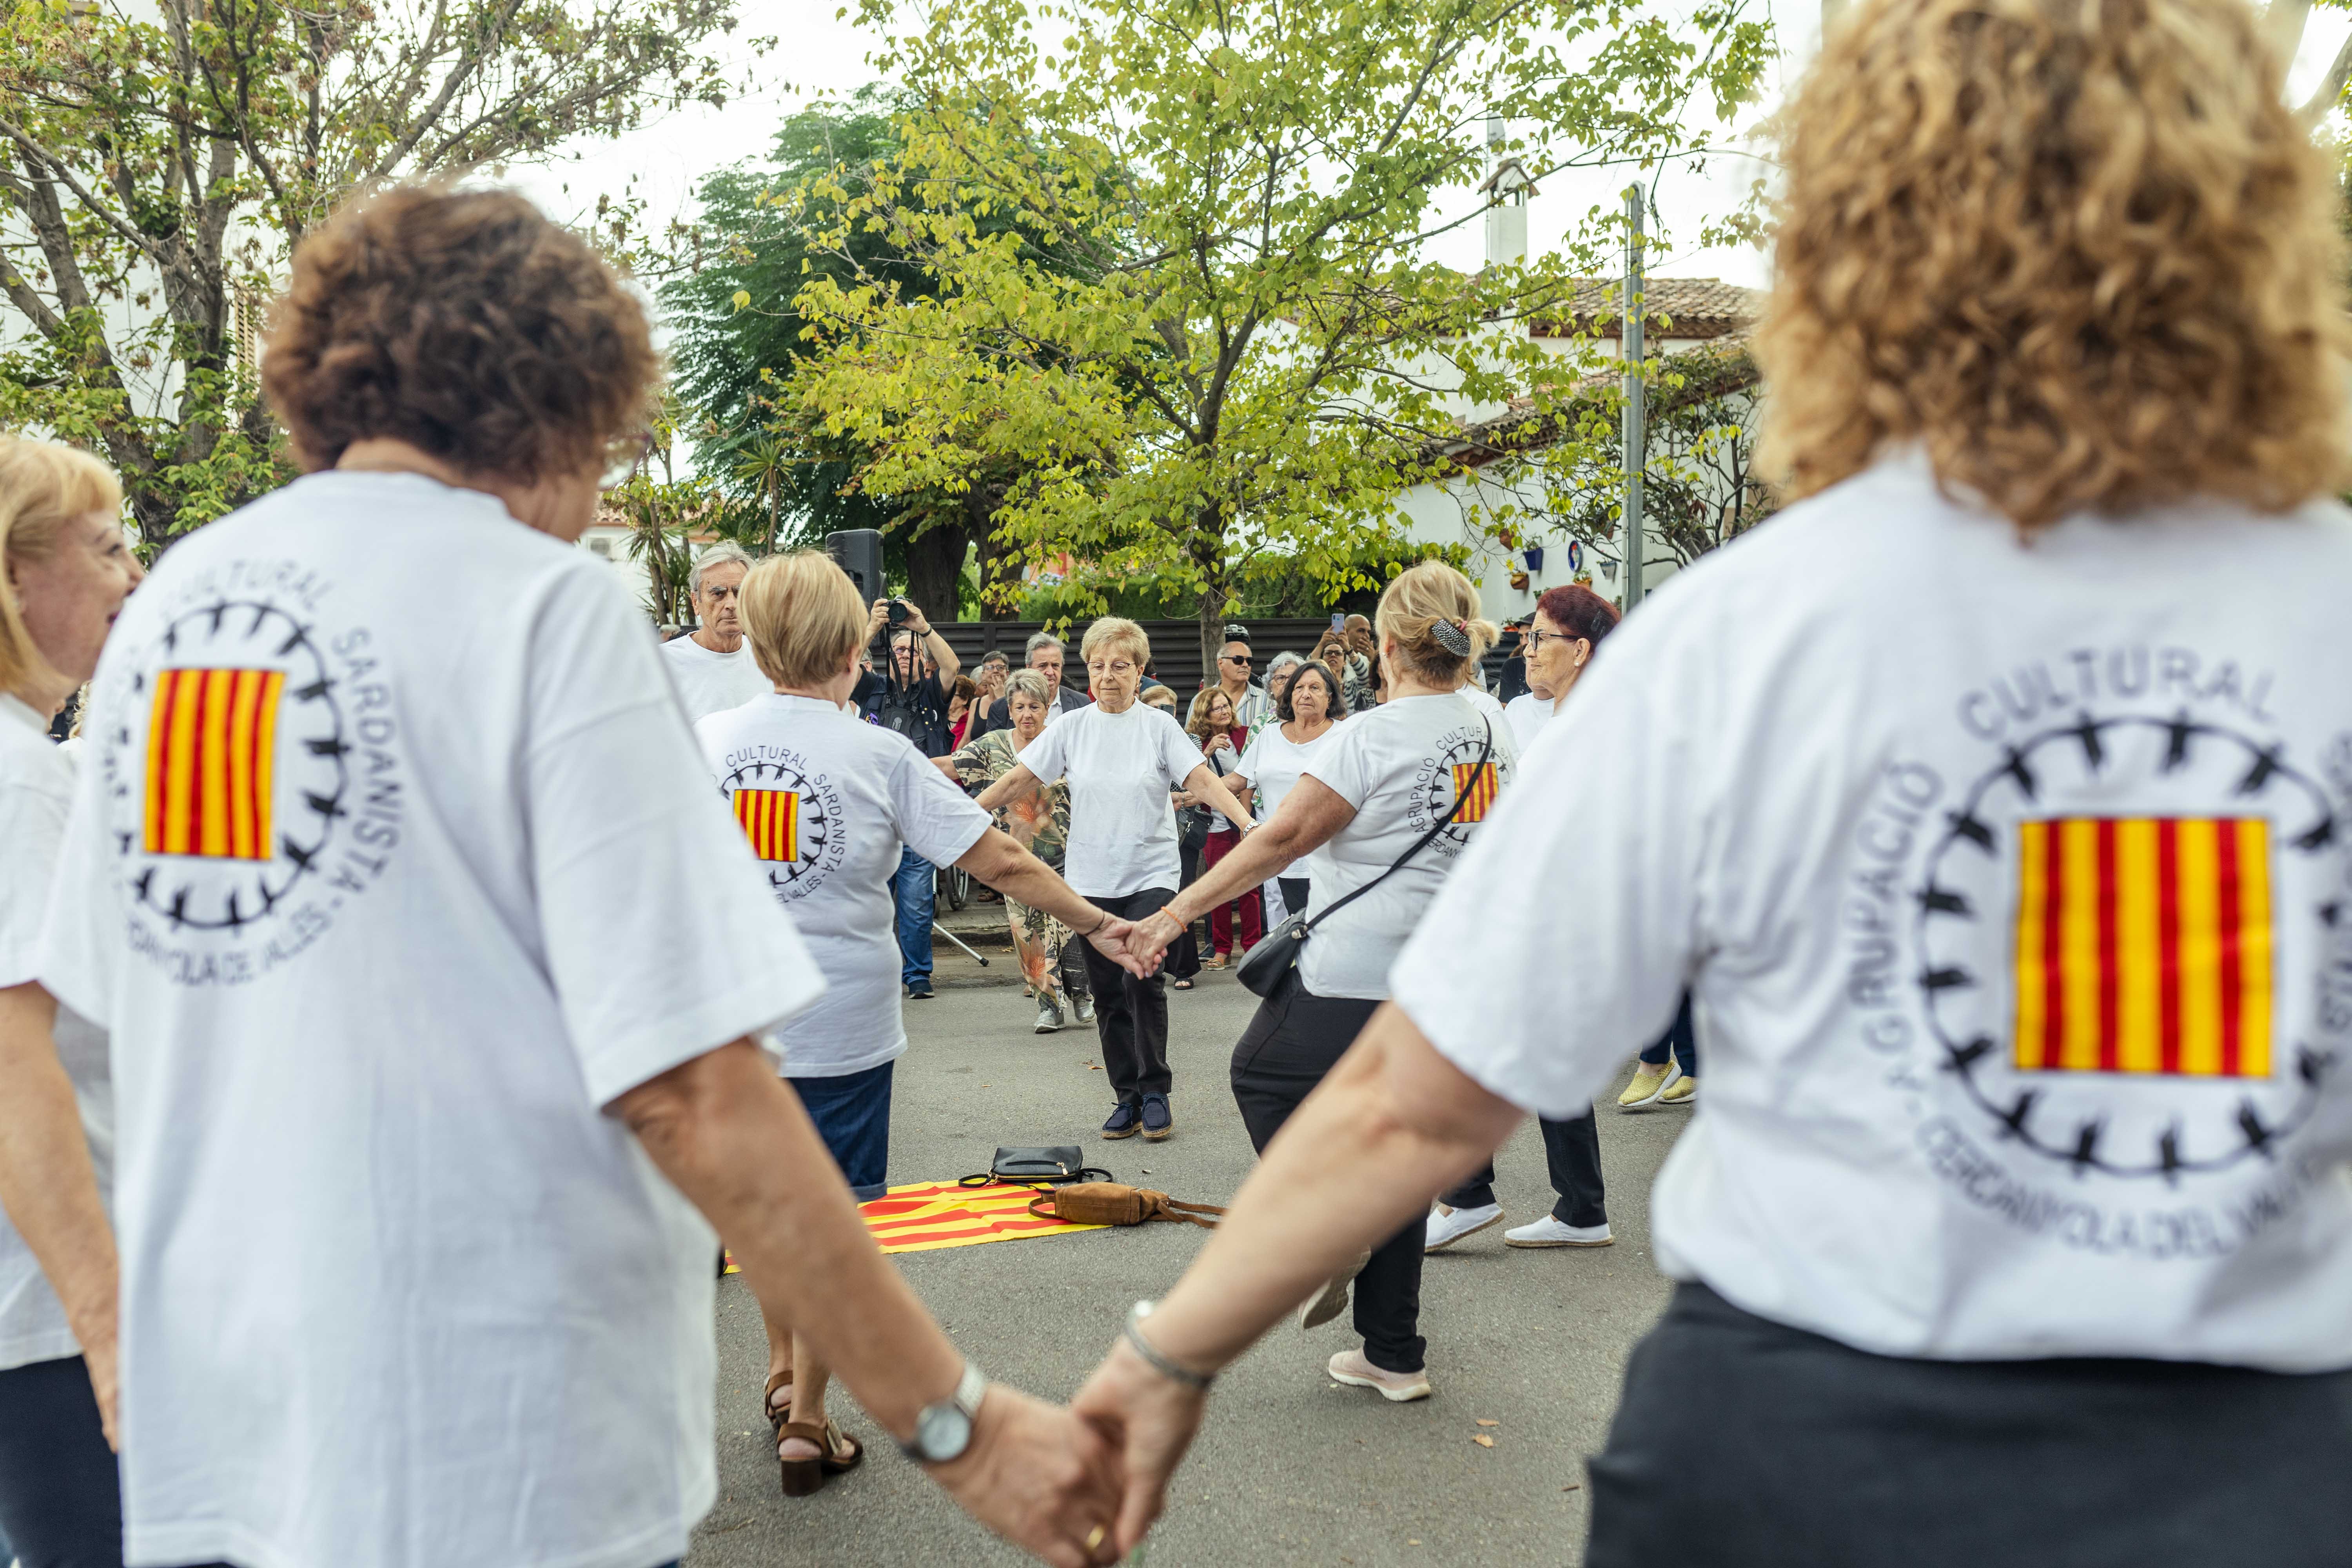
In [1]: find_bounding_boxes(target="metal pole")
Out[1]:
[1621,185,1646,611]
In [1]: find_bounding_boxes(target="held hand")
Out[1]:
[81,1325,119,1450]
[1084,918,1151,978]
[1120,909,1182,972]
[1071,1337,1211,1558]
[928,1385,1125,1568]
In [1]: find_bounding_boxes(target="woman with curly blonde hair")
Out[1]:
[1062,3,2352,1564]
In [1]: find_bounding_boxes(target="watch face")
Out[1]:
[916,1403,973,1461]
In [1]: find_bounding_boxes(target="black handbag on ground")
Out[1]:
[1235,719,1494,999]
[959,1146,1113,1187]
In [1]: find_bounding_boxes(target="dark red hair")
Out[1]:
[1535,584,1621,647]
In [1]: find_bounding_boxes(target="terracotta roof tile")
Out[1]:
[1531,277,1764,340]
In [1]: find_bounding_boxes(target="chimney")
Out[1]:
[1481,116,1532,269]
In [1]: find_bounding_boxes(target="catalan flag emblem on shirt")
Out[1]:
[1451,762,1499,824]
[142,667,285,860]
[2013,817,2273,1078]
[734,788,801,862]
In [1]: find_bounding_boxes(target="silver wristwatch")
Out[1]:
[898,1360,987,1464]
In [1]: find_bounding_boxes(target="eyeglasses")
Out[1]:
[1526,628,1586,655]
[600,429,654,489]
[1221,654,1252,666]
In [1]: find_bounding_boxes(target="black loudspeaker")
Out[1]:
[825,529,886,609]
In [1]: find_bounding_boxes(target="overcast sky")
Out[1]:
[509,0,2352,303]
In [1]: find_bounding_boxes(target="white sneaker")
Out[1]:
[1074,993,1095,1023]
[1327,1348,1431,1402]
[1504,1216,1615,1249]
[1033,1000,1062,1034]
[1424,1201,1504,1252]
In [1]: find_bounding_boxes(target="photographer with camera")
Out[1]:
[853,597,962,999]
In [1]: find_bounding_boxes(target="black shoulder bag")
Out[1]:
[1235,719,1493,998]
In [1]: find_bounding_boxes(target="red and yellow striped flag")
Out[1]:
[720,1181,1107,1267]
[1451,761,1499,824]
[143,667,285,860]
[2013,817,2273,1077]
[732,788,800,862]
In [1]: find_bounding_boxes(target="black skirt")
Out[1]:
[1587,1282,2352,1568]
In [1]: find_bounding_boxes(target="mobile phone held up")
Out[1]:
[1329,612,1345,632]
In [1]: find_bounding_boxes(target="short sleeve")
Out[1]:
[1388,635,1706,1119]
[1016,715,1074,784]
[889,746,995,868]
[34,702,124,1029]
[946,733,997,787]
[1234,729,1268,783]
[0,780,68,991]
[524,566,827,1106]
[1155,713,1205,785]
[1302,719,1380,809]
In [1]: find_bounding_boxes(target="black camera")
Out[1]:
[886,597,913,629]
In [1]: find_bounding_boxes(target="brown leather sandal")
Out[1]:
[777,1418,864,1497]
[762,1370,793,1438]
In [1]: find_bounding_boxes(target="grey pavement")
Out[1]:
[689,952,1692,1568]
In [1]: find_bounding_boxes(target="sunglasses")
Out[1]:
[1221,654,1253,666]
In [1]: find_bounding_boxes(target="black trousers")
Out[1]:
[0,1355,122,1568]
[1441,1108,1605,1227]
[1588,1283,2352,1568]
[1276,877,1310,920]
[1080,887,1175,1102]
[1230,979,1426,1375]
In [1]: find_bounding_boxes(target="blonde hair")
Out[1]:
[0,439,123,698]
[1080,616,1150,668]
[1374,560,1496,686]
[739,551,866,689]
[1186,686,1236,739]
[1757,0,2352,526]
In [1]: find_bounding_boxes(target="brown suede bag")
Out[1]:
[1027,1181,1224,1229]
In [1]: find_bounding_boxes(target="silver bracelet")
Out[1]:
[1122,1300,1215,1390]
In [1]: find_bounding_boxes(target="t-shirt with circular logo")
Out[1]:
[1393,452,2352,1370]
[35,470,828,1568]
[1297,693,1516,1000]
[696,693,993,1077]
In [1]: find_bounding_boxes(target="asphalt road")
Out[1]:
[687,954,1693,1568]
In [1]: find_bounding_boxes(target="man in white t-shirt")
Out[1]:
[658,542,769,723]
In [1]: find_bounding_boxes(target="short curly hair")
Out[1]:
[1757,0,2352,526]
[263,185,657,482]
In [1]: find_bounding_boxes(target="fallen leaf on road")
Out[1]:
[1563,1484,1582,1492]
[1471,1435,1495,1448]
[1475,1419,1499,1427]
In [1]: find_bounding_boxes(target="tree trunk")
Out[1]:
[903,519,970,624]
[967,477,1019,621]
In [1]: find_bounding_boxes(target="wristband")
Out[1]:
[1087,910,1114,935]
[1122,1301,1215,1390]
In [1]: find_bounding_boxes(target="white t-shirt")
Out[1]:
[37,471,826,1568]
[1235,722,1340,880]
[1298,693,1515,999]
[697,695,992,1077]
[1459,681,1506,727]
[1393,454,2352,1370]
[1015,701,1203,898]
[0,695,110,1372]
[1503,692,1551,753]
[659,633,771,725]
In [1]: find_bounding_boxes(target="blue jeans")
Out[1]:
[788,1061,895,1200]
[893,847,935,985]
[1639,991,1697,1076]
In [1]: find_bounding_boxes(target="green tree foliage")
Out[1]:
[0,0,764,541]
[788,0,1771,669]
[662,86,1081,619]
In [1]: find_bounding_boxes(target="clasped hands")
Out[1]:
[940,1336,1212,1565]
